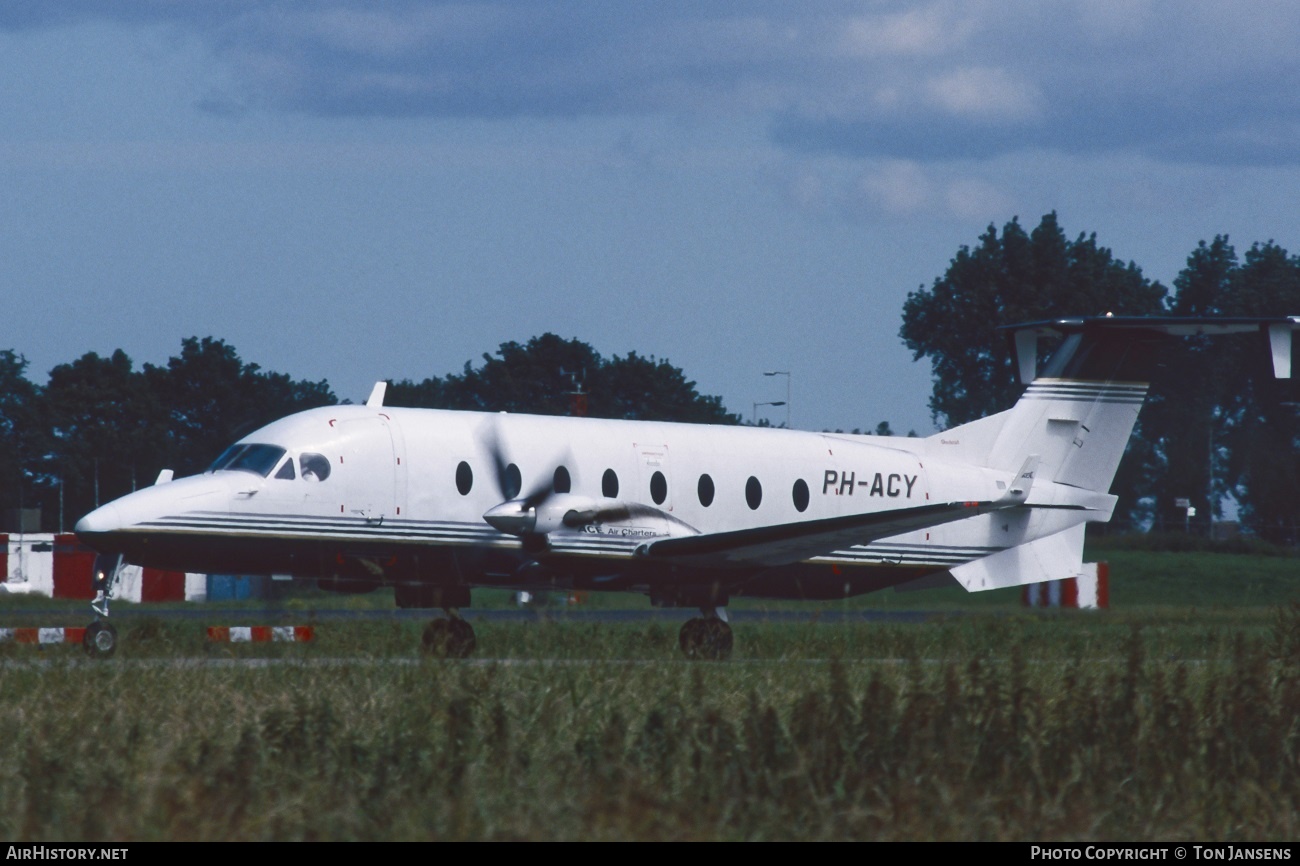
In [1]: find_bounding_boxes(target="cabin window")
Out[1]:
[504,464,522,499]
[650,471,667,505]
[455,461,473,495]
[746,476,763,510]
[274,458,296,480]
[697,474,715,507]
[602,468,619,498]
[208,444,287,478]
[300,453,331,481]
[792,478,810,512]
[554,466,571,494]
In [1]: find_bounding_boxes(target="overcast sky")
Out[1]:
[4,1,1300,435]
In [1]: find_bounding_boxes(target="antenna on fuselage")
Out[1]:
[366,381,388,408]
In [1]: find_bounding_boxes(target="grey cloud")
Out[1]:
[774,81,1300,167]
[0,0,263,30]
[8,1,1300,166]
[226,3,821,120]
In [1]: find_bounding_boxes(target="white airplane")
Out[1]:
[75,316,1299,659]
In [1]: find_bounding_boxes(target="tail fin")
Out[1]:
[933,316,1299,493]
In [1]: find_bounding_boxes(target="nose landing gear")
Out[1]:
[84,554,124,659]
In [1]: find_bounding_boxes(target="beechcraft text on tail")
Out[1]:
[74,316,1300,659]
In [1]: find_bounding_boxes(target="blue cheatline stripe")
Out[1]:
[129,511,1018,568]
[133,512,645,557]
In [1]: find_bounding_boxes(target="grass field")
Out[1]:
[2,546,1299,841]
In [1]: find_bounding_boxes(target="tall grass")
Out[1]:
[3,613,1300,840]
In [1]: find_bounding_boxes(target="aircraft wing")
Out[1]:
[636,498,1021,568]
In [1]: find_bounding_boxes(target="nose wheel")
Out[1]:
[678,608,733,660]
[83,620,118,659]
[421,610,477,658]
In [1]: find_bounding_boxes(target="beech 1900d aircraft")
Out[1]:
[75,317,1299,659]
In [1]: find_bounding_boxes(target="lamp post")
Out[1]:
[763,371,791,427]
[753,401,785,424]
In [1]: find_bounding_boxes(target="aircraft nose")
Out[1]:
[75,502,124,537]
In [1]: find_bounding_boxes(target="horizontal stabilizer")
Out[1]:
[1006,316,1300,383]
[949,523,1085,592]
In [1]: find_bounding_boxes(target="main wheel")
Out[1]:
[421,618,477,658]
[83,621,118,660]
[678,617,733,661]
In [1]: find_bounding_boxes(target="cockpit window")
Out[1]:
[300,453,331,482]
[274,458,296,480]
[208,444,244,473]
[208,444,287,477]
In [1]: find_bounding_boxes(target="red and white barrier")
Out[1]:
[0,625,317,646]
[0,627,87,645]
[1023,561,1109,609]
[2,533,206,601]
[207,626,315,643]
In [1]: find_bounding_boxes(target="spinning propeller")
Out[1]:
[479,423,579,550]
[479,422,691,552]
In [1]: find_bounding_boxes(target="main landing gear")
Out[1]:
[421,609,477,659]
[399,584,477,659]
[678,607,733,661]
[84,553,124,660]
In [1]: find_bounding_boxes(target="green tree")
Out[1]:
[1216,242,1300,543]
[1142,237,1238,531]
[144,338,337,477]
[901,212,1167,427]
[43,350,168,528]
[1107,236,1300,541]
[388,334,740,424]
[593,351,736,423]
[0,350,46,519]
[388,334,603,414]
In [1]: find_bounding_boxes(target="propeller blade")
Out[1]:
[519,450,574,511]
[480,421,521,500]
[479,422,575,538]
[519,476,555,510]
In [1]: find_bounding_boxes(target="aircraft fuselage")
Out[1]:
[76,404,1043,602]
